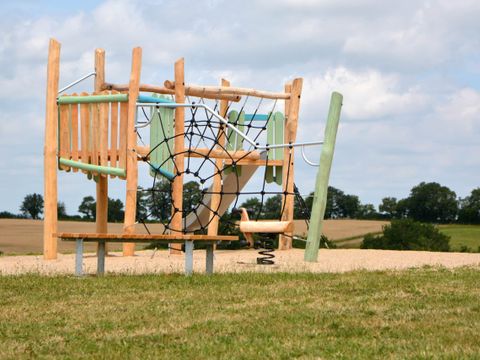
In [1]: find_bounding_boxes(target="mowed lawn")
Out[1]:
[0,268,479,359]
[439,225,480,252]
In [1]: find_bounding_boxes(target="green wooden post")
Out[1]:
[304,92,343,262]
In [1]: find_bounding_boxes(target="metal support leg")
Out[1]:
[75,239,83,276]
[97,240,106,276]
[206,243,214,274]
[184,241,194,276]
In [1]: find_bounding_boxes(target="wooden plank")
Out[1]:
[274,112,284,186]
[118,99,128,173]
[79,92,90,173]
[102,82,241,102]
[91,93,99,167]
[43,38,61,260]
[109,90,119,176]
[208,78,230,239]
[70,93,79,172]
[170,58,185,254]
[58,101,70,170]
[55,233,238,241]
[279,79,302,250]
[164,80,290,100]
[95,49,109,256]
[122,47,142,256]
[223,159,283,166]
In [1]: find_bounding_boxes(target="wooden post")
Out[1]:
[43,39,61,260]
[170,58,185,254]
[304,92,342,262]
[122,47,142,256]
[94,49,109,253]
[279,78,303,250]
[208,79,230,239]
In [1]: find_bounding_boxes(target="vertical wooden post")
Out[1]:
[94,49,109,253]
[43,38,61,260]
[279,78,303,250]
[122,47,142,256]
[208,78,230,239]
[170,58,185,254]
[304,92,342,262]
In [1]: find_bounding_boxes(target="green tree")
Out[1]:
[58,202,68,220]
[78,196,96,220]
[147,181,172,221]
[361,219,450,252]
[20,193,44,219]
[379,197,398,219]
[183,181,202,216]
[406,182,458,223]
[108,198,124,222]
[356,203,378,219]
[458,188,480,224]
[239,197,263,219]
[136,189,149,221]
[263,195,282,219]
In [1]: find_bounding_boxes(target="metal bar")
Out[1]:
[206,244,214,274]
[97,240,106,275]
[135,103,324,149]
[58,158,126,177]
[184,241,194,276]
[58,72,96,94]
[75,239,83,276]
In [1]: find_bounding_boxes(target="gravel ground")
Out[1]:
[1,249,479,275]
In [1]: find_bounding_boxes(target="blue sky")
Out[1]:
[0,0,479,215]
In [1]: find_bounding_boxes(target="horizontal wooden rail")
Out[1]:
[56,233,238,241]
[102,82,241,102]
[164,80,291,100]
[136,146,261,161]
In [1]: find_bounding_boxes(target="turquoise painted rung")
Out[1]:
[58,158,126,178]
[244,113,270,121]
[138,94,174,104]
[148,164,175,181]
[58,94,128,104]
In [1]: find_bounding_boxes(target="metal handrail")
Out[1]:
[135,102,324,150]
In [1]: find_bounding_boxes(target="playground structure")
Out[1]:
[43,38,342,273]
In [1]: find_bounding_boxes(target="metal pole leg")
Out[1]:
[97,240,106,276]
[206,244,214,274]
[75,239,84,276]
[184,241,194,276]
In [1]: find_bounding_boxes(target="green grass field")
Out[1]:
[1,269,479,359]
[440,225,480,252]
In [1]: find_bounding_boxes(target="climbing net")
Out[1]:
[134,94,307,239]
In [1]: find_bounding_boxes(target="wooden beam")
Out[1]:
[122,47,142,256]
[56,233,238,241]
[170,58,185,254]
[43,38,61,260]
[102,82,241,102]
[94,49,109,255]
[279,79,302,250]
[304,92,342,262]
[208,78,230,240]
[164,80,290,100]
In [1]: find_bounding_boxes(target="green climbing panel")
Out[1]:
[265,111,284,185]
[224,110,245,176]
[149,94,175,179]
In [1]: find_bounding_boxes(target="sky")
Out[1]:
[0,0,479,215]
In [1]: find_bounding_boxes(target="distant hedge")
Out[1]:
[361,219,450,252]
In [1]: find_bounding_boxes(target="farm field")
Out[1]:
[439,224,480,252]
[0,268,479,359]
[0,219,387,255]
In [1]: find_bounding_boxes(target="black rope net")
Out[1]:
[135,94,302,239]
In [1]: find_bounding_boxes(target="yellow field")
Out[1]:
[0,219,388,255]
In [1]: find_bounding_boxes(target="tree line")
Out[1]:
[1,181,479,225]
